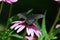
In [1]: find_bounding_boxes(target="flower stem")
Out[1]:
[0,1,4,14]
[7,38,11,40]
[48,7,60,40]
[23,30,26,40]
[5,4,12,30]
[6,4,12,40]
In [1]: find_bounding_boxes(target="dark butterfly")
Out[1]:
[17,13,44,25]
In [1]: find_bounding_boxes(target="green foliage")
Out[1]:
[0,9,60,40]
[53,28,60,35]
[8,15,20,24]
[38,11,48,40]
[0,29,12,40]
[9,34,23,39]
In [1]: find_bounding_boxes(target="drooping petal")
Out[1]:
[35,32,40,37]
[29,28,34,37]
[54,0,60,3]
[12,21,25,24]
[10,24,18,29]
[27,23,42,37]
[34,30,42,37]
[54,0,60,1]
[0,0,18,4]
[26,28,30,35]
[36,30,42,35]
[17,25,25,33]
[33,24,42,37]
[0,0,5,2]
[0,0,2,2]
[5,0,12,4]
[14,25,23,30]
[9,0,18,2]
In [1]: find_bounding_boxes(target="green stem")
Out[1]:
[23,30,26,40]
[7,37,11,40]
[6,4,12,40]
[0,1,4,14]
[5,4,12,30]
[49,7,60,40]
[3,4,12,40]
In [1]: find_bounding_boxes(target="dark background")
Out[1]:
[0,0,60,40]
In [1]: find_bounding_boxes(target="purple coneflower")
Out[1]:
[56,24,60,28]
[0,0,18,4]
[10,20,42,37]
[54,0,60,3]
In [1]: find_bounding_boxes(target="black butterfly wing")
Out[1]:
[33,14,44,20]
[17,13,44,25]
[25,14,44,25]
[17,13,27,19]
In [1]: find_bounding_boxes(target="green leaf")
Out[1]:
[52,36,58,39]
[39,10,48,40]
[9,16,20,21]
[53,28,60,35]
[49,33,58,39]
[9,34,23,39]
[38,36,45,40]
[26,9,33,14]
[8,15,20,25]
[9,30,14,36]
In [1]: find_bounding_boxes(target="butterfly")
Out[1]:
[17,13,44,25]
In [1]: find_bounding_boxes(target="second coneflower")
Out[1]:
[54,0,60,3]
[56,24,60,28]
[0,0,18,4]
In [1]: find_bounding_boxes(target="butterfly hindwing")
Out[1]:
[33,14,44,20]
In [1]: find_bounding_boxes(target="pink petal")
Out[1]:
[35,32,39,37]
[54,0,60,3]
[5,0,18,4]
[34,30,42,37]
[12,21,25,24]
[37,30,42,35]
[26,28,30,35]
[25,36,33,40]
[56,24,60,28]
[10,24,18,29]
[14,25,23,30]
[28,23,42,37]
[55,0,60,1]
[29,28,34,37]
[17,25,25,33]
[0,0,2,2]
[9,0,18,2]
[6,0,12,4]
[0,0,5,2]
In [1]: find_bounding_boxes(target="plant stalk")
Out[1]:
[5,4,12,30]
[48,7,60,40]
[0,1,4,14]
